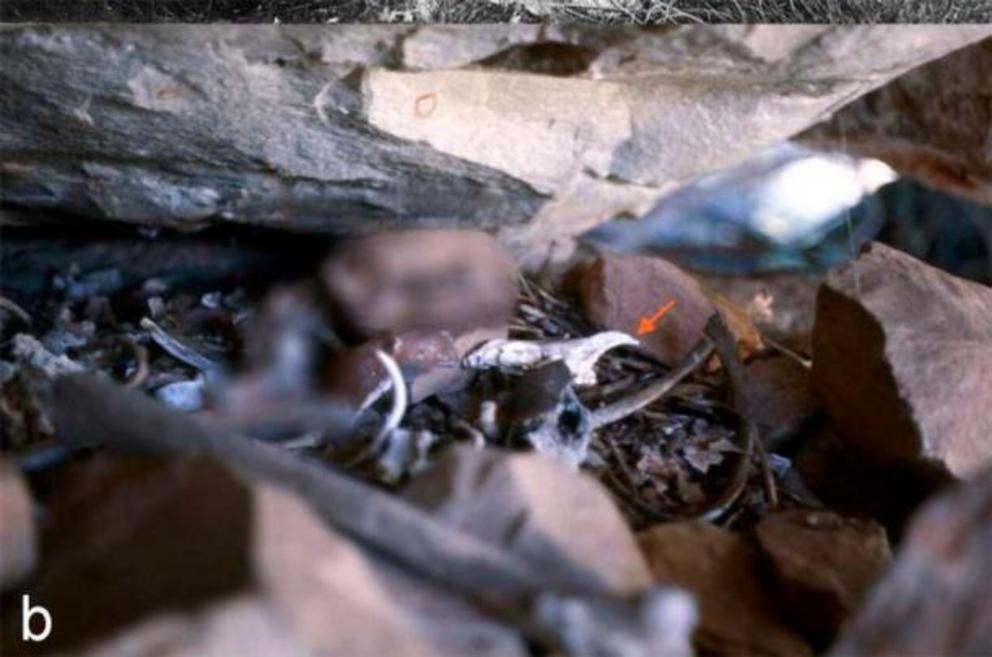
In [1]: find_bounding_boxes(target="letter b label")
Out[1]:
[21,595,52,642]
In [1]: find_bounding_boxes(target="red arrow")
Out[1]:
[636,299,677,336]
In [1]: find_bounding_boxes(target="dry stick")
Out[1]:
[589,315,760,522]
[121,337,149,389]
[696,314,760,521]
[762,334,812,370]
[589,337,715,429]
[51,374,609,648]
[0,295,32,326]
[140,316,221,373]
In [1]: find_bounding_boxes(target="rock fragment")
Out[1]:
[743,355,816,447]
[577,254,763,366]
[811,242,992,478]
[403,446,653,596]
[255,484,526,657]
[755,510,892,641]
[321,230,518,339]
[0,454,253,654]
[829,465,992,657]
[795,427,952,540]
[638,521,812,657]
[577,254,716,366]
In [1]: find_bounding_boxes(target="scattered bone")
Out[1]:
[463,330,637,386]
[502,361,593,467]
[533,588,697,657]
[374,429,439,485]
[11,333,84,377]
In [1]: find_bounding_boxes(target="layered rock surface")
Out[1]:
[2,25,989,265]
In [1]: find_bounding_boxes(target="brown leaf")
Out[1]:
[707,291,764,361]
[811,242,992,478]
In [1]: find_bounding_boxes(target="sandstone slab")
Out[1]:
[638,522,811,657]
[755,509,892,641]
[811,242,992,478]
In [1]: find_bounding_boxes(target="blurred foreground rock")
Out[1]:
[812,243,992,479]
[403,446,652,596]
[638,522,812,657]
[255,484,526,657]
[755,510,891,642]
[830,465,992,657]
[321,230,518,338]
[0,461,37,590]
[0,455,253,655]
[2,25,989,266]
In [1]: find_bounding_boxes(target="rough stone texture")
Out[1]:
[321,230,518,339]
[829,465,992,657]
[804,37,992,206]
[403,446,653,596]
[811,242,992,479]
[0,460,36,591]
[755,510,892,641]
[578,254,713,366]
[1,25,989,265]
[638,522,811,657]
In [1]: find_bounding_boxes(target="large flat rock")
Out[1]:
[2,25,988,265]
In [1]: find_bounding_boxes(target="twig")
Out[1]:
[121,337,149,389]
[694,314,757,522]
[0,296,32,326]
[754,437,779,509]
[140,317,221,374]
[589,338,715,429]
[763,335,812,369]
